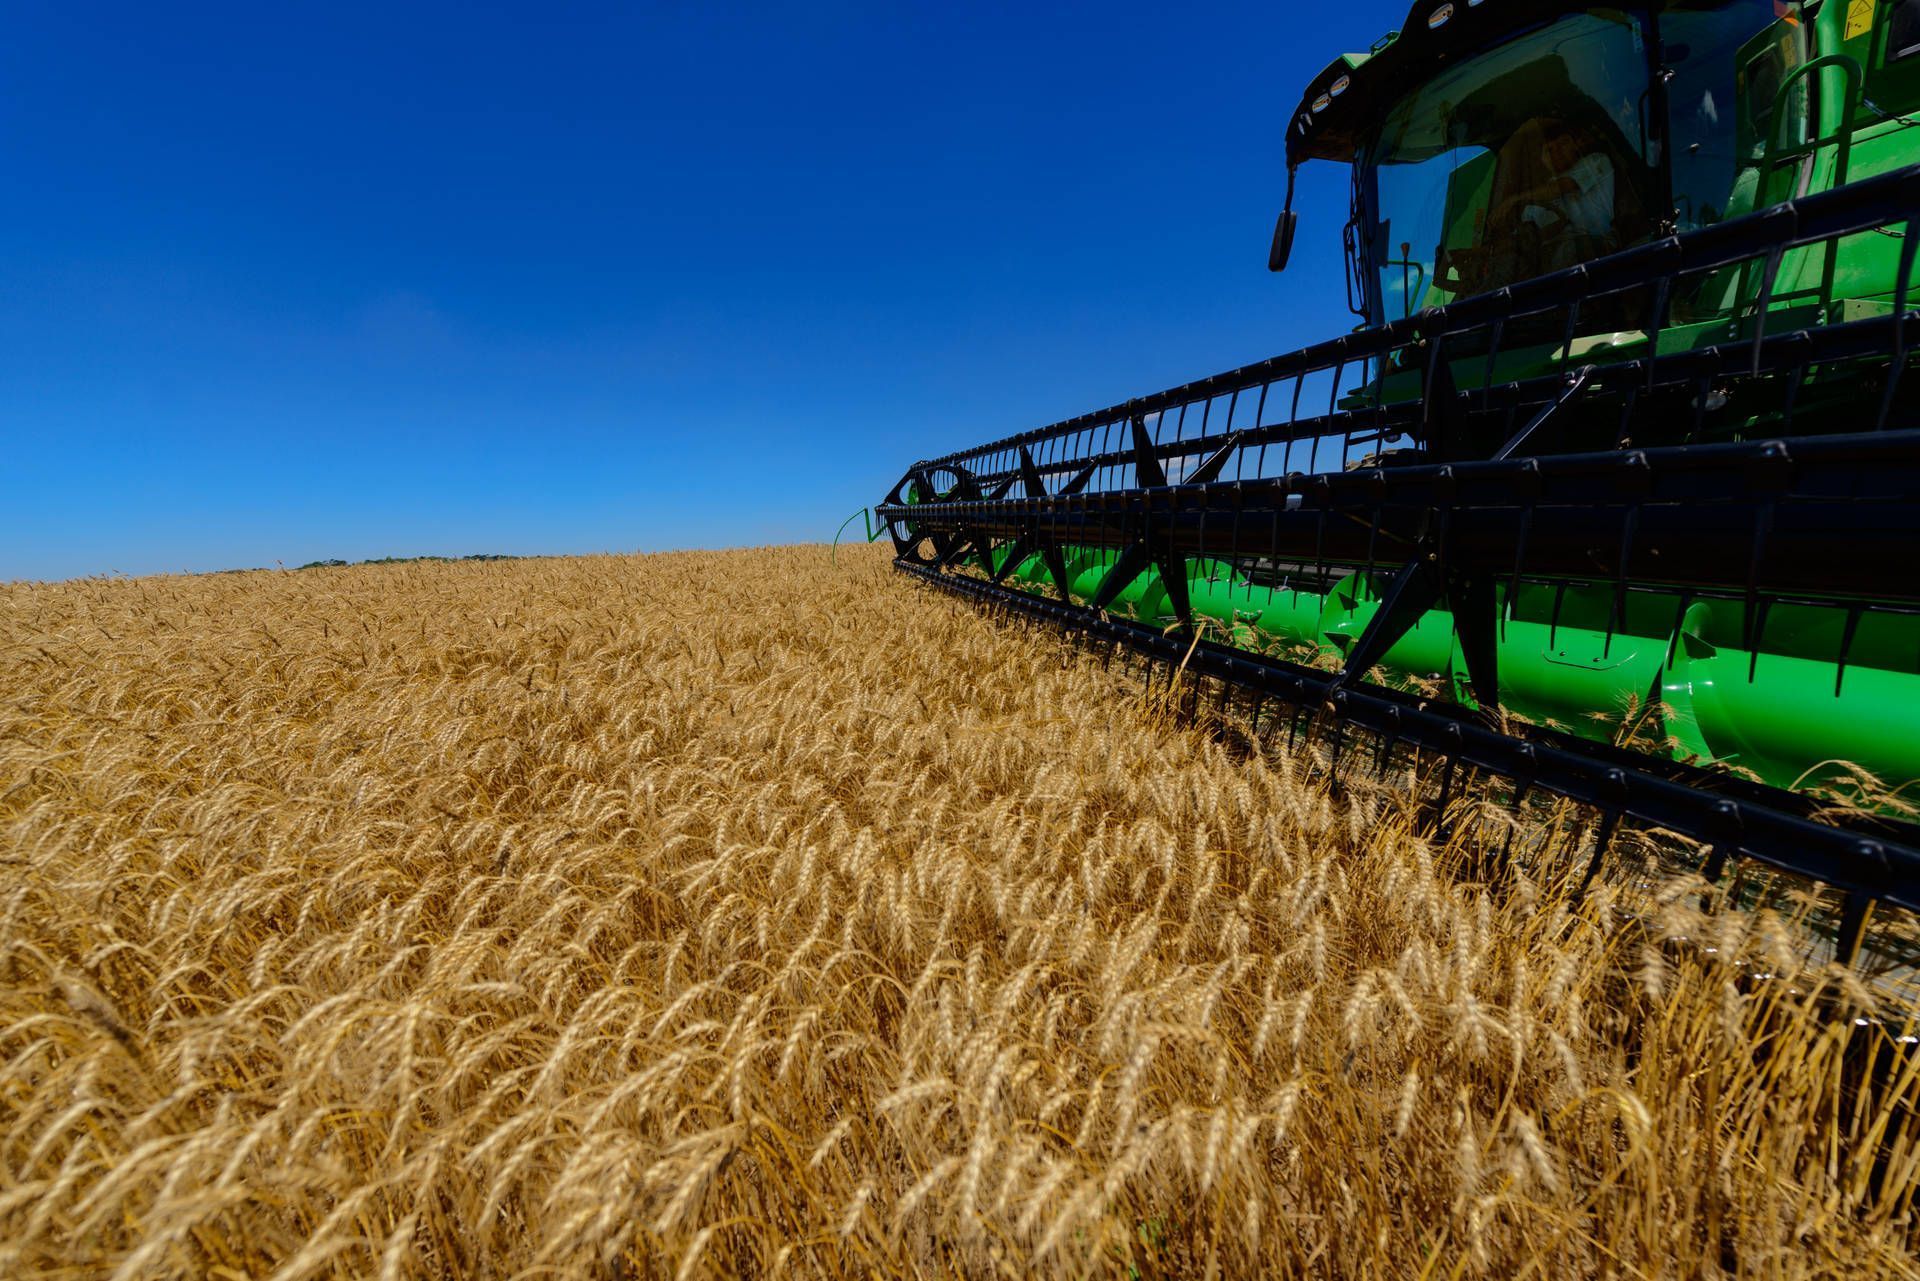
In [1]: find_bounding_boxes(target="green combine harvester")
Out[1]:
[878,0,1920,958]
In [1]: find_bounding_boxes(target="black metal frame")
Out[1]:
[898,429,1920,603]
[879,167,1920,964]
[892,165,1920,502]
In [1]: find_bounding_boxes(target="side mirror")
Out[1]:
[1268,209,1299,273]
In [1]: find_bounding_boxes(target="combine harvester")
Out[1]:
[878,0,1920,964]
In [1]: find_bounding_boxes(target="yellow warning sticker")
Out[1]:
[1846,0,1876,41]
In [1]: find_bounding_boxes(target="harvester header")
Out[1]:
[877,0,1920,965]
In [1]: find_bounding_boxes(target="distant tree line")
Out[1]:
[296,554,521,570]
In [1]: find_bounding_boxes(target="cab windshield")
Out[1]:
[1362,11,1658,321]
[1357,3,1805,324]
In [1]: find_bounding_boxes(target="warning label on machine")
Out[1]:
[1846,0,1876,41]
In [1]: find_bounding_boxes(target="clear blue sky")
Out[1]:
[2,1,1401,580]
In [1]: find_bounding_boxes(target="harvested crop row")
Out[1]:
[1,545,1914,1277]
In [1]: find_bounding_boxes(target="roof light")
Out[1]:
[1330,75,1351,97]
[1312,94,1332,113]
[1429,3,1455,27]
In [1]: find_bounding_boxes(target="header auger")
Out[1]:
[879,1,1920,963]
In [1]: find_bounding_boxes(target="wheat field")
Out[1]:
[2,544,1917,1278]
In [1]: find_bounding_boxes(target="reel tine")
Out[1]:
[1578,808,1622,899]
[1449,572,1501,714]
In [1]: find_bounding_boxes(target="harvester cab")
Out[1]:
[878,0,1920,958]
[1280,0,1917,428]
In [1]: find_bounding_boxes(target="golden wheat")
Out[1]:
[1,545,1916,1278]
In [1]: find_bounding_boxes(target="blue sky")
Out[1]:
[2,1,1401,580]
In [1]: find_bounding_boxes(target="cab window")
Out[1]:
[1890,0,1920,61]
[1361,11,1658,318]
[1867,0,1920,119]
[1659,1,1807,230]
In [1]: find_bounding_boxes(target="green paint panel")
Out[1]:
[981,552,1920,799]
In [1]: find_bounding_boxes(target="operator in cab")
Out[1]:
[1483,111,1652,284]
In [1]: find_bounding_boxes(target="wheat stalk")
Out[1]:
[0,545,1914,1276]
